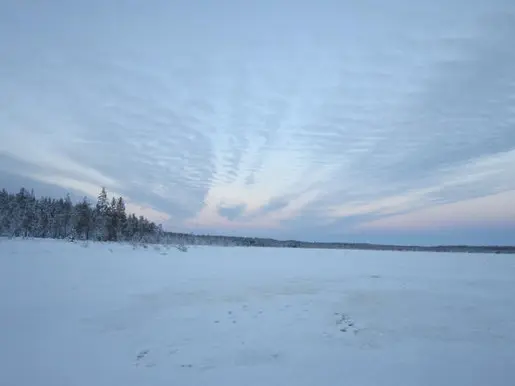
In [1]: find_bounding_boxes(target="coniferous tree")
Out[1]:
[116,197,127,240]
[21,190,36,237]
[62,194,73,238]
[94,187,109,241]
[34,198,49,238]
[13,188,30,237]
[0,189,10,234]
[74,197,93,240]
[107,197,118,241]
[48,198,60,238]
[126,213,138,241]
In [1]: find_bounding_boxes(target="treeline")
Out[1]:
[0,187,163,242]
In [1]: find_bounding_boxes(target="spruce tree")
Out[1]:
[116,197,127,240]
[108,197,118,241]
[94,187,109,241]
[74,197,93,240]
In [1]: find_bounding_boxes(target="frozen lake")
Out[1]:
[1,238,514,385]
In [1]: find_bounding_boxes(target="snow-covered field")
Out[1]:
[1,239,515,386]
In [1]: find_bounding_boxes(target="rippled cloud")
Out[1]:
[1,0,514,244]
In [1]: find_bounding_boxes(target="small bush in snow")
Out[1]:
[176,244,188,252]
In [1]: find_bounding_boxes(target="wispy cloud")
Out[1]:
[357,190,515,232]
[1,0,514,243]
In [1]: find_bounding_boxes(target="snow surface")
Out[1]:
[1,238,515,386]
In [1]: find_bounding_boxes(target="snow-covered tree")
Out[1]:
[116,197,127,240]
[94,187,109,241]
[74,197,93,240]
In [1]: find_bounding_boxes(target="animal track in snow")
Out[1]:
[334,312,360,334]
[134,349,156,368]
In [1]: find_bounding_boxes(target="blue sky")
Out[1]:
[1,0,514,245]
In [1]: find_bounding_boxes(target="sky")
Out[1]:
[1,0,515,245]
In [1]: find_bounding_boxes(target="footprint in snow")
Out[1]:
[136,349,149,361]
[335,313,360,334]
[135,349,158,368]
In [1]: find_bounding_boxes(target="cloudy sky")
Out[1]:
[1,0,514,245]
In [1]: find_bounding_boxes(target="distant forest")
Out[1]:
[0,187,162,242]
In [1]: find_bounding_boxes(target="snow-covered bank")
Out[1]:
[1,238,514,386]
